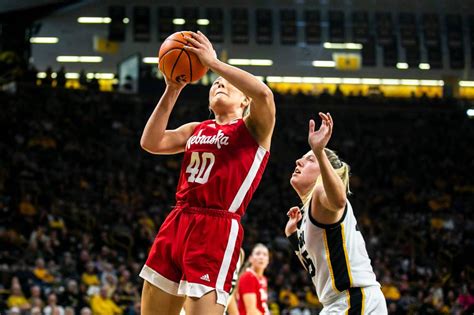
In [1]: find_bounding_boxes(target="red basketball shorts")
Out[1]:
[139,203,244,306]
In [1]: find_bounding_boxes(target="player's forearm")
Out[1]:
[140,87,181,151]
[208,59,273,103]
[315,150,346,209]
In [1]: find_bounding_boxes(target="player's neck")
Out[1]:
[214,113,241,125]
[250,266,264,277]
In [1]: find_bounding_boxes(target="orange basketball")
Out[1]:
[158,31,208,84]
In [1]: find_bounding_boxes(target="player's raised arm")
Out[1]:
[140,77,199,155]
[183,31,276,150]
[308,113,347,212]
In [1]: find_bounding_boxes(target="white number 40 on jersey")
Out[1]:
[186,152,215,184]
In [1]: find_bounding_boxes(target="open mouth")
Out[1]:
[215,91,227,96]
[293,168,301,175]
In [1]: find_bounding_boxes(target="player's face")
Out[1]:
[249,246,270,271]
[209,77,247,114]
[290,150,320,194]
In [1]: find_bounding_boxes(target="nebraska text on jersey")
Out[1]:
[187,129,230,150]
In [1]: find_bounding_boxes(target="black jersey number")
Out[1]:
[301,250,316,277]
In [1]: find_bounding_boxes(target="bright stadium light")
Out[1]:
[197,19,210,25]
[302,77,322,83]
[236,76,444,87]
[381,79,401,85]
[322,77,342,84]
[467,109,474,117]
[65,73,80,79]
[30,37,59,44]
[342,78,361,84]
[396,62,409,69]
[459,81,474,87]
[400,79,420,86]
[312,60,336,67]
[282,77,302,83]
[85,73,115,79]
[420,80,443,86]
[123,18,130,24]
[173,18,185,25]
[143,57,159,64]
[323,42,363,50]
[419,63,430,70]
[77,17,111,24]
[228,59,273,66]
[57,56,103,63]
[266,76,283,82]
[361,78,382,85]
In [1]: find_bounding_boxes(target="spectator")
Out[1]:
[90,287,123,315]
[81,262,100,288]
[33,258,55,285]
[56,67,66,88]
[44,293,65,315]
[29,285,44,309]
[7,282,30,311]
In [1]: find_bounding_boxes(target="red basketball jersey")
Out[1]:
[175,119,269,216]
[237,269,269,315]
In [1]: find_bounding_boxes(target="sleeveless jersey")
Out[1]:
[237,269,269,315]
[289,200,380,305]
[175,119,269,216]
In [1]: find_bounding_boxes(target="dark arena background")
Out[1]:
[1,0,473,314]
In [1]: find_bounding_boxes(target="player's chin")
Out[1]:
[290,175,298,187]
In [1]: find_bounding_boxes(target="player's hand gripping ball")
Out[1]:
[158,31,208,84]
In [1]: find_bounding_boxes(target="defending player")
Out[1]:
[285,113,387,314]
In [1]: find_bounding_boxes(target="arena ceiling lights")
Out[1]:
[56,56,103,63]
[323,42,363,50]
[77,17,111,23]
[197,19,210,25]
[459,81,474,87]
[30,37,59,44]
[36,72,114,79]
[143,57,159,64]
[419,63,431,70]
[312,60,336,67]
[172,18,186,25]
[396,62,409,69]
[171,19,209,25]
[77,17,129,24]
[228,59,273,66]
[265,76,444,87]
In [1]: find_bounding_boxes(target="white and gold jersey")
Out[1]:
[288,199,380,307]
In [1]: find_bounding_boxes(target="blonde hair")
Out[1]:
[301,148,351,208]
[243,104,250,117]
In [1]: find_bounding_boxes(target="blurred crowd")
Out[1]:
[0,83,473,315]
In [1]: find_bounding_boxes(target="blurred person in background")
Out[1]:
[237,243,271,315]
[7,280,30,312]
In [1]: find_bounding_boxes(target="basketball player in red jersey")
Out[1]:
[237,244,270,315]
[139,31,275,315]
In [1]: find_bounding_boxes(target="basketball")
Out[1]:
[158,31,208,84]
